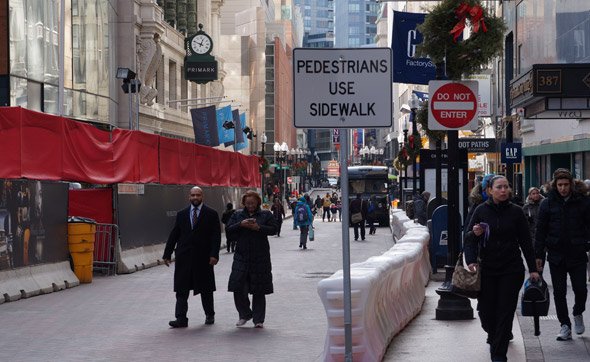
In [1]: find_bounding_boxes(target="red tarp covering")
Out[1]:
[68,188,114,224]
[0,107,260,187]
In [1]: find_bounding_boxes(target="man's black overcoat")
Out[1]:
[163,204,221,294]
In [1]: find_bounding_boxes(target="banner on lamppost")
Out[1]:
[190,105,219,147]
[392,11,437,85]
[327,160,340,177]
[216,105,235,146]
[332,129,340,145]
[234,113,249,151]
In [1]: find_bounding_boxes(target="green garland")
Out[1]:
[416,104,447,142]
[416,0,506,80]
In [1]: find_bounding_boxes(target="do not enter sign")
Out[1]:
[428,81,479,130]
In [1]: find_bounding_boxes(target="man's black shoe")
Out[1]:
[169,319,188,328]
[205,315,215,325]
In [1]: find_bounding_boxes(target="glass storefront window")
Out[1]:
[9,0,113,124]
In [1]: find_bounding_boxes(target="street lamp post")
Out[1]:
[409,93,420,195]
[260,133,267,202]
[370,145,377,164]
[280,142,289,200]
[402,126,409,190]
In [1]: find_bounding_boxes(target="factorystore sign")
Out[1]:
[293,48,393,128]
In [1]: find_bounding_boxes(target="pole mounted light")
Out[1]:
[409,93,420,195]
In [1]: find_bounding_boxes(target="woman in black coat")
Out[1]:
[464,175,539,362]
[226,191,277,328]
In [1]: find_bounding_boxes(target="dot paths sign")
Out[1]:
[428,81,479,130]
[293,48,393,128]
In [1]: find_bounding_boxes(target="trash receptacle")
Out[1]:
[67,216,96,283]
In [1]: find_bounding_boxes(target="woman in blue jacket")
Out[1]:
[464,175,539,362]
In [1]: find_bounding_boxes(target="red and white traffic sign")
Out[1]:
[428,81,479,130]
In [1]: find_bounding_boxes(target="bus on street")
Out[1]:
[347,166,389,226]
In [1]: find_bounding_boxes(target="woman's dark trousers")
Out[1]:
[478,271,523,362]
[233,286,266,324]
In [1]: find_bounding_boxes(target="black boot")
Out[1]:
[169,318,188,328]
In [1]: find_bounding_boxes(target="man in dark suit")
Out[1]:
[163,186,221,328]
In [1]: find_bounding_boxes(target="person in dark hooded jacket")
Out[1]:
[535,168,590,341]
[522,187,543,241]
[464,174,495,232]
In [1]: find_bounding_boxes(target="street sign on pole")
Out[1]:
[293,48,393,128]
[428,81,479,130]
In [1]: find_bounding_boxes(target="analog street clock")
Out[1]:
[190,33,212,55]
[184,24,217,84]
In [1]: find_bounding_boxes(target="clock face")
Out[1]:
[191,34,212,55]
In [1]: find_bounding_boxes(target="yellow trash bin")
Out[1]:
[67,218,96,283]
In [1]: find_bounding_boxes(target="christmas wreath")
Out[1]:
[393,147,410,172]
[416,103,447,142]
[416,0,506,80]
[394,132,422,172]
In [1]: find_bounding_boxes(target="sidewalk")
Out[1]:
[0,218,588,361]
[384,270,590,362]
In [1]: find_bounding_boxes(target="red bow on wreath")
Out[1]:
[450,2,488,43]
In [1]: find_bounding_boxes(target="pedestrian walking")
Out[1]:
[522,187,543,242]
[322,193,332,222]
[413,191,431,226]
[225,191,277,328]
[221,203,236,253]
[350,193,368,241]
[270,197,285,237]
[330,203,338,222]
[314,195,322,218]
[535,168,590,341]
[464,174,495,230]
[366,196,377,234]
[464,175,539,362]
[294,196,314,249]
[162,186,221,328]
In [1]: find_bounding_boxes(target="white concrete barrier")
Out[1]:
[117,244,166,274]
[317,210,430,361]
[0,261,79,303]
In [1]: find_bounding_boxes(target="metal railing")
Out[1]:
[93,223,119,276]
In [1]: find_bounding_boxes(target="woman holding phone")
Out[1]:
[464,175,539,362]
[225,191,277,328]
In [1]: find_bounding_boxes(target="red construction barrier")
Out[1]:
[0,107,260,187]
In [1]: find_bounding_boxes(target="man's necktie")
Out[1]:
[192,207,198,228]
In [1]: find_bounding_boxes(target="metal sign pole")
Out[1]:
[339,128,352,361]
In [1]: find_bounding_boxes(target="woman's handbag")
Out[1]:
[451,252,481,299]
[351,212,363,224]
[308,226,314,241]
